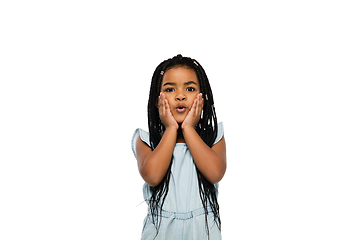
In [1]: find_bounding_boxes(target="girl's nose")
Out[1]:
[175,94,186,101]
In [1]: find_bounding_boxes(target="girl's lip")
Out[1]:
[176,105,186,113]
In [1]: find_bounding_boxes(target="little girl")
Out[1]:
[131,54,226,240]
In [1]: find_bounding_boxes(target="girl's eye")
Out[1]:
[187,87,195,92]
[165,88,174,92]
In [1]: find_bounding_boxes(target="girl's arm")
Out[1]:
[183,128,226,184]
[182,94,227,184]
[136,128,177,187]
[135,93,178,187]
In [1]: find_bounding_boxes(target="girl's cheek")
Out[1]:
[163,92,171,100]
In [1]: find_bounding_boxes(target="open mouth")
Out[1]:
[176,105,186,113]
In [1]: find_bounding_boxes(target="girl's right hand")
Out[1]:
[158,92,178,130]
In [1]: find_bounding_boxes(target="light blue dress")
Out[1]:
[131,122,224,240]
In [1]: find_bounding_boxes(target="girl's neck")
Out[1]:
[161,124,186,143]
[176,127,186,143]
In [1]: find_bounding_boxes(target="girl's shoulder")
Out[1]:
[131,128,151,159]
[214,121,224,145]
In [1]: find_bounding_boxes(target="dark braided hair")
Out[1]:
[147,54,220,238]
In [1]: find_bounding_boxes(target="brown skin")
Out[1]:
[136,67,227,187]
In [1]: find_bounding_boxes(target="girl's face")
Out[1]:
[160,66,201,124]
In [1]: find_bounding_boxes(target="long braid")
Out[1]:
[192,61,221,235]
[147,60,173,238]
[146,55,221,238]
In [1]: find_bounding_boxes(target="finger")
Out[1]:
[201,94,204,108]
[164,98,170,113]
[162,93,167,109]
[192,98,198,117]
[157,95,161,109]
[159,94,163,109]
[159,93,165,115]
[162,94,167,115]
[195,94,201,116]
[199,94,204,114]
[193,95,198,114]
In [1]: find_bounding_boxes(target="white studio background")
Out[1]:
[1,1,359,239]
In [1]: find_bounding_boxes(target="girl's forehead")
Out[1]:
[161,66,199,84]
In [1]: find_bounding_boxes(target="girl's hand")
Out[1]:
[181,93,204,130]
[158,92,178,130]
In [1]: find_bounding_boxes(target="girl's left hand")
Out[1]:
[181,93,204,130]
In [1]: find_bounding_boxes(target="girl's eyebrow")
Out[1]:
[163,81,197,87]
[163,82,176,87]
[184,81,197,85]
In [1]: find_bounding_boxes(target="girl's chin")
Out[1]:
[175,119,185,124]
[172,112,187,124]
[174,116,186,124]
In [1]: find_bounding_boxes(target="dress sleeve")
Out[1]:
[213,122,224,145]
[213,122,224,192]
[131,128,151,159]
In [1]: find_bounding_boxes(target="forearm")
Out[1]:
[139,128,177,186]
[182,127,226,184]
